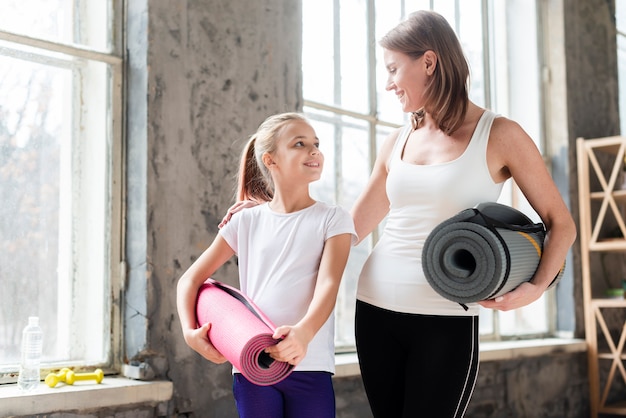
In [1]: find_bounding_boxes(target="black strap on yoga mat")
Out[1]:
[207,279,275,330]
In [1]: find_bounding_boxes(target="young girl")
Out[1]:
[176,112,356,418]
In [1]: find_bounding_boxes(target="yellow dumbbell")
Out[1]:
[45,368,71,388]
[65,369,104,385]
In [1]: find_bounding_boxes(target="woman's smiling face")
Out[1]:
[383,48,429,113]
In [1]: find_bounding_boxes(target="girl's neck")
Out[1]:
[268,188,316,213]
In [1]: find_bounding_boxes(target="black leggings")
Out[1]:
[355,300,479,418]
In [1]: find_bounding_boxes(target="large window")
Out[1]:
[0,0,123,381]
[303,0,555,350]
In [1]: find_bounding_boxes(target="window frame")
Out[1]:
[0,0,124,381]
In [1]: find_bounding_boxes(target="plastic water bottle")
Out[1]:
[17,316,43,391]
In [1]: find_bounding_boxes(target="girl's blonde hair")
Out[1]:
[236,112,309,202]
[380,10,469,135]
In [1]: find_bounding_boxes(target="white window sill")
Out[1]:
[0,376,173,417]
[334,338,586,378]
[0,339,585,415]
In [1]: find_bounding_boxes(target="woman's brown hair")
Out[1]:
[380,10,469,135]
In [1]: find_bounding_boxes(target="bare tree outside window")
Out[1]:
[0,62,62,362]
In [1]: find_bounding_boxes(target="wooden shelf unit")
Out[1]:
[577,136,626,418]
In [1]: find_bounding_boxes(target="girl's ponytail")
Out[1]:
[237,134,273,203]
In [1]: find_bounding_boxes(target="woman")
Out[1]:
[351,10,576,418]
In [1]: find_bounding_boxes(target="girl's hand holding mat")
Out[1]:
[265,324,312,366]
[183,322,228,364]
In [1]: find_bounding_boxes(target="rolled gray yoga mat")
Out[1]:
[422,202,564,304]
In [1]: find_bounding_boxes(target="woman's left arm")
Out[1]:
[264,233,353,365]
[479,118,577,311]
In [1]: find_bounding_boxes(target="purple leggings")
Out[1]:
[233,371,335,418]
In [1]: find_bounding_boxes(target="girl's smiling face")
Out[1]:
[264,120,323,184]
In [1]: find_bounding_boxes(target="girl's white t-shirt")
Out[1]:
[219,201,356,373]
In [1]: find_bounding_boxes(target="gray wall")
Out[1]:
[19,0,621,416]
[126,0,303,415]
[558,0,621,338]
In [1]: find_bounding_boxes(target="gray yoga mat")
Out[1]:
[422,202,564,304]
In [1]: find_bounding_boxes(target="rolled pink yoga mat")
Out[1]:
[195,278,293,386]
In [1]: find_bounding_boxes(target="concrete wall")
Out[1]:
[471,353,588,418]
[16,0,620,416]
[547,0,621,339]
[126,0,302,415]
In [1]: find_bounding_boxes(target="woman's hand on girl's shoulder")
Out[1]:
[218,200,260,228]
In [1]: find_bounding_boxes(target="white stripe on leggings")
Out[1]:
[453,317,479,418]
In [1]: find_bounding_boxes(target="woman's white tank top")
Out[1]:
[357,110,504,316]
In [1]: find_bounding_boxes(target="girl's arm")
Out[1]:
[479,117,577,311]
[176,235,235,363]
[264,233,353,366]
[350,128,399,244]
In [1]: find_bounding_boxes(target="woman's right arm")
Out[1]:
[218,200,260,228]
[350,128,400,244]
[176,235,235,363]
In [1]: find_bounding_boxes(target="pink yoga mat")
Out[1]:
[195,278,293,386]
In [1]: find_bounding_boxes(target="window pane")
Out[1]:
[302,1,335,107]
[405,0,432,11]
[0,54,67,365]
[339,0,369,114]
[308,109,375,348]
[432,0,456,24]
[303,0,372,115]
[499,301,548,336]
[0,42,113,374]
[458,0,486,107]
[0,0,112,51]
[618,1,626,33]
[479,307,494,335]
[308,109,372,212]
[374,0,405,124]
